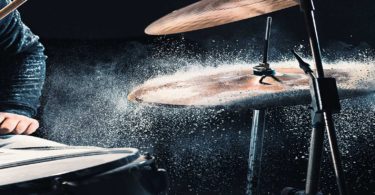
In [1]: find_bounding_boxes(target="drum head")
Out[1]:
[0,147,140,187]
[128,65,374,109]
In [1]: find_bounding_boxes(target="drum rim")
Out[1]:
[0,149,142,191]
[0,148,137,169]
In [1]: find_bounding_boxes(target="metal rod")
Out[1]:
[305,115,325,195]
[0,0,28,20]
[324,112,348,195]
[299,0,348,194]
[247,109,267,195]
[262,17,272,64]
[299,0,324,78]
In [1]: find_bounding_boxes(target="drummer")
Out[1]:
[0,0,62,148]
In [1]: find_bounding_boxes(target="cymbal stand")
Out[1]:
[283,0,349,194]
[247,17,273,195]
[247,109,266,195]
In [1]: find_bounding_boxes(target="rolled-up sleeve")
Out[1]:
[0,0,47,117]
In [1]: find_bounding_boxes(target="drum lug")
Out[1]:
[145,152,153,160]
[52,177,79,193]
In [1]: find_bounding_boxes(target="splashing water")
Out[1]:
[40,40,375,194]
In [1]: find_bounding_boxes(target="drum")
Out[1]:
[0,146,167,195]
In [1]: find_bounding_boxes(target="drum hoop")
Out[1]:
[0,149,142,190]
[0,149,136,169]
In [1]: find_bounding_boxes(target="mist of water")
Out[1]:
[39,39,374,194]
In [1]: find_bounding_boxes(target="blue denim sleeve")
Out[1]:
[0,0,47,117]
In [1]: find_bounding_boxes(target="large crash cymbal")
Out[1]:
[128,65,374,109]
[146,0,299,35]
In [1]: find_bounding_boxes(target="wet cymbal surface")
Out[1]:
[145,0,299,35]
[128,65,374,109]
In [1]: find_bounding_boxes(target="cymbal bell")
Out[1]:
[146,0,299,35]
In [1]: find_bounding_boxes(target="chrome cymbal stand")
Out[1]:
[247,17,274,195]
[283,0,349,194]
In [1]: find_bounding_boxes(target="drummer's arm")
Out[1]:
[0,0,46,135]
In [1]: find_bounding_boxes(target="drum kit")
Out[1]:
[0,0,373,194]
[131,0,373,194]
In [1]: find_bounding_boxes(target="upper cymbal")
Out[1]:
[146,0,299,35]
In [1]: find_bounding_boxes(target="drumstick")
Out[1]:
[0,0,28,21]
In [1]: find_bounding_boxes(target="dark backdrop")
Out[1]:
[19,0,375,47]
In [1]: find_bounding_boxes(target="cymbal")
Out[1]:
[146,0,299,35]
[128,65,374,109]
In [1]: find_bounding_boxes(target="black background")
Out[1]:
[19,0,375,48]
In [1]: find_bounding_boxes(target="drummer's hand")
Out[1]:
[0,112,39,135]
